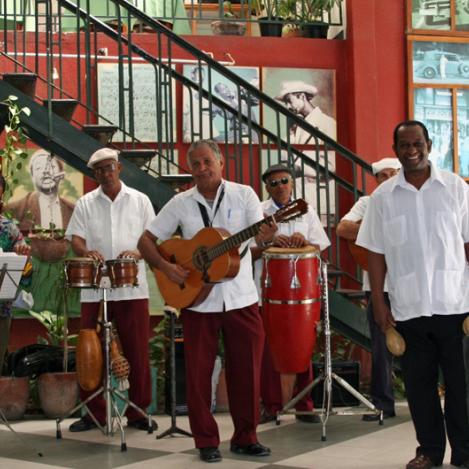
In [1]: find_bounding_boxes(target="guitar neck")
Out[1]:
[207,216,273,261]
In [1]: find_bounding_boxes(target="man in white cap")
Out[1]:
[6,149,75,232]
[336,156,401,421]
[66,147,157,432]
[275,80,336,144]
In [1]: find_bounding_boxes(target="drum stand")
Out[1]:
[156,307,192,440]
[56,287,154,452]
[276,262,382,440]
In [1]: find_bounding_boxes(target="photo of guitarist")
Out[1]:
[138,139,277,463]
[336,157,401,422]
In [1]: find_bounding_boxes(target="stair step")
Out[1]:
[2,73,37,98]
[42,99,78,122]
[335,289,367,300]
[158,173,193,191]
[82,124,118,145]
[120,149,155,167]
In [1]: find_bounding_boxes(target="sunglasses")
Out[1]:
[268,177,291,188]
[93,162,116,175]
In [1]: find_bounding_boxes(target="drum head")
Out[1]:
[263,245,319,259]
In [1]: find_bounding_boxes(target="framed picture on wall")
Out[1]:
[262,67,336,145]
[5,148,83,232]
[97,63,177,143]
[182,65,260,144]
[412,40,469,84]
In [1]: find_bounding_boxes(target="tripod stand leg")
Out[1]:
[0,408,43,457]
[113,387,156,434]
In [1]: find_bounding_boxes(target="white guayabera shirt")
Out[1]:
[357,162,469,321]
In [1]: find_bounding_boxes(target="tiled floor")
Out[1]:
[0,401,458,468]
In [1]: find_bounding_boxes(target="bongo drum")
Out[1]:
[106,258,139,288]
[64,258,101,288]
[261,246,321,374]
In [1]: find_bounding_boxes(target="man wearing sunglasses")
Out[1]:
[252,163,330,424]
[66,148,157,433]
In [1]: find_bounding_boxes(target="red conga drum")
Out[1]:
[261,246,321,374]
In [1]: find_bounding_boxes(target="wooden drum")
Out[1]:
[64,258,101,288]
[106,258,138,288]
[261,246,321,373]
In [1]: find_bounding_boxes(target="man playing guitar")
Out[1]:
[138,140,277,463]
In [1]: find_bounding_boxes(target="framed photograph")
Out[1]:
[414,87,454,172]
[5,148,83,231]
[457,89,469,177]
[260,149,336,225]
[182,65,260,143]
[410,0,451,31]
[412,40,469,84]
[97,63,176,142]
[262,67,336,145]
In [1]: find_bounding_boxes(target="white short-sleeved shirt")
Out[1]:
[253,198,331,302]
[340,195,388,292]
[357,162,469,321]
[66,183,155,302]
[147,180,263,313]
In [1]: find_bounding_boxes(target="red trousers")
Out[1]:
[260,338,314,415]
[181,303,264,449]
[79,299,151,423]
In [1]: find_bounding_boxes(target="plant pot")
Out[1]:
[210,20,246,36]
[301,22,329,38]
[0,376,30,420]
[29,236,70,262]
[258,16,283,37]
[38,371,79,418]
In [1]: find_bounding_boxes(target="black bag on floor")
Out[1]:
[7,344,76,377]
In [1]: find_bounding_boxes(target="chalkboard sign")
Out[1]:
[97,62,176,142]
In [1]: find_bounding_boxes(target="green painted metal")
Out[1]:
[328,289,371,352]
[0,79,175,211]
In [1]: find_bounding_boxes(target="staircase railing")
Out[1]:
[0,0,372,285]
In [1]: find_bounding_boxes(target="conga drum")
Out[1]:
[261,246,321,374]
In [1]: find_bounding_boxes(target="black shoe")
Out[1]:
[69,417,99,432]
[199,447,222,463]
[295,414,321,423]
[362,411,396,422]
[127,418,158,431]
[230,442,271,457]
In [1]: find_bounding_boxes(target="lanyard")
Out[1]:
[197,188,225,227]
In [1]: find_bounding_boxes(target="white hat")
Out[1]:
[371,157,401,176]
[275,81,318,101]
[87,148,119,168]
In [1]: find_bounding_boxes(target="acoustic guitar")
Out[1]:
[155,198,308,309]
[347,240,369,271]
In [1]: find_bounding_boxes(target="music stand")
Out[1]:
[156,306,192,439]
[56,276,154,452]
[276,261,382,440]
[0,255,43,457]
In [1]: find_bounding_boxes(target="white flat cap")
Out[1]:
[371,157,401,176]
[275,80,318,101]
[87,148,119,168]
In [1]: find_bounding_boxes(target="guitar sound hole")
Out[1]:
[193,246,210,272]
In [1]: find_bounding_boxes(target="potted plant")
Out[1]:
[27,224,69,263]
[211,1,247,36]
[282,0,343,38]
[254,0,284,37]
[0,95,31,420]
[29,298,79,418]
